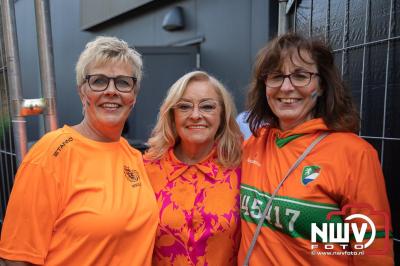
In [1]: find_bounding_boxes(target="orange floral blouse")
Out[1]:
[144,148,241,265]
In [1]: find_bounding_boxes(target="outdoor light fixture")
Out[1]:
[162,6,185,31]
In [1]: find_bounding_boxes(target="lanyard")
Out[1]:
[243,132,330,266]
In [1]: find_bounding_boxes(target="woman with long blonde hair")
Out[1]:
[144,70,242,265]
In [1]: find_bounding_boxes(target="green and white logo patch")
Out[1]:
[301,165,321,185]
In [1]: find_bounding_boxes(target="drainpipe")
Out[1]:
[34,0,58,131]
[1,0,27,165]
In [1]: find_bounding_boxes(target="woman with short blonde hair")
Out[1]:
[0,36,158,266]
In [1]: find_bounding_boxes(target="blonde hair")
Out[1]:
[75,36,143,93]
[146,71,242,168]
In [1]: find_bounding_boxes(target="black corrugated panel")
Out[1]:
[294,0,399,262]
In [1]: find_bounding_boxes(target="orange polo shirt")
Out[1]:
[0,125,158,265]
[238,119,393,265]
[144,148,241,265]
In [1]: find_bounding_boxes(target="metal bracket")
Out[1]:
[286,0,295,14]
[20,98,46,116]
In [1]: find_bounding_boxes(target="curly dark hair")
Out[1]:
[247,32,360,136]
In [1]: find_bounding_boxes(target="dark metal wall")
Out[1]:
[292,0,400,260]
[80,0,156,29]
[129,46,198,142]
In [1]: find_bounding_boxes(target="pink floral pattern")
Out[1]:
[144,149,241,266]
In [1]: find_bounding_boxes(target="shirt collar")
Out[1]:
[165,147,221,182]
[272,118,329,139]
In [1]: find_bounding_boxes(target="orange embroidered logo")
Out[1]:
[124,165,141,188]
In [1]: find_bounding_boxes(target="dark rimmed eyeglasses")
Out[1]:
[85,74,137,93]
[265,71,319,88]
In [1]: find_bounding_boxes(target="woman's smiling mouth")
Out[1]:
[278,98,301,104]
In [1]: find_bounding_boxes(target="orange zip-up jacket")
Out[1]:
[238,118,393,266]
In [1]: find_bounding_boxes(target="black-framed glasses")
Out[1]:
[265,71,319,88]
[173,100,220,115]
[85,74,137,93]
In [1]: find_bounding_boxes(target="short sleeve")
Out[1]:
[0,161,60,264]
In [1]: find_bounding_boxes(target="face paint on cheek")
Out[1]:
[311,90,319,99]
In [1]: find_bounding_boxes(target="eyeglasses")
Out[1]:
[265,71,319,88]
[173,100,219,115]
[85,74,137,93]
